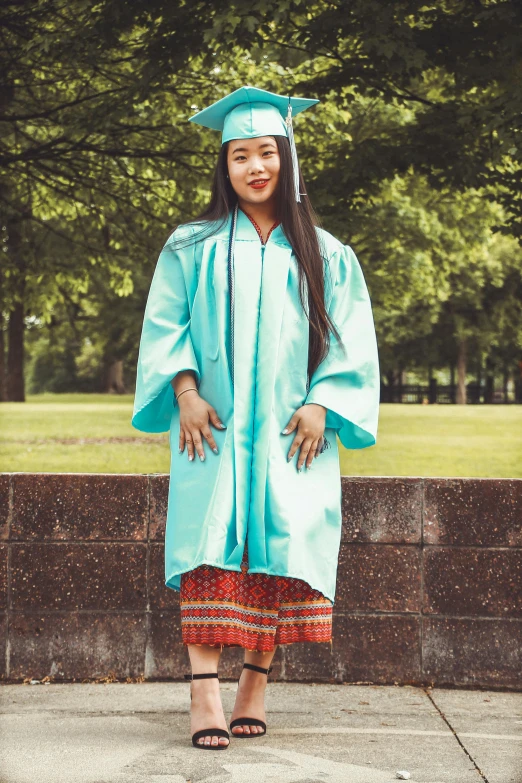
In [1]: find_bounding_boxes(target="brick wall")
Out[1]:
[0,474,520,687]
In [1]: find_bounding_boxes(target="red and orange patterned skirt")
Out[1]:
[180,545,333,652]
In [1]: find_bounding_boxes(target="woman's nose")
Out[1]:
[248,157,265,173]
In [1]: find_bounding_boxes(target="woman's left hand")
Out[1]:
[282,403,327,471]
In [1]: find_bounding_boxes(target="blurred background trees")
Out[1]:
[1,0,521,402]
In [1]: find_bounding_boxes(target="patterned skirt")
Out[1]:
[180,544,333,652]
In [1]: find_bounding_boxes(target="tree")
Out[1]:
[2,1,521,401]
[0,1,214,398]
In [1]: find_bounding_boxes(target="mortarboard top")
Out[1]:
[188,86,320,202]
[188,86,319,142]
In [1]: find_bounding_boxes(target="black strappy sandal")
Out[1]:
[184,672,230,750]
[229,662,273,738]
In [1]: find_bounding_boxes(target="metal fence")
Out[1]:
[380,381,522,404]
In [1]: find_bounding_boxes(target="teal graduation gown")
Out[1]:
[131,208,379,602]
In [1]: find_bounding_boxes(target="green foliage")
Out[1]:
[27,336,80,394]
[1,1,521,398]
[348,172,522,375]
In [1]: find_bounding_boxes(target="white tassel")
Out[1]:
[286,99,301,203]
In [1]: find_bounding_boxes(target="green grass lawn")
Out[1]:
[0,393,521,477]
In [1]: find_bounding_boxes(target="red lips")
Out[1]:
[249,179,269,189]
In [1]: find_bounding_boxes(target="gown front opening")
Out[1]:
[178,209,333,652]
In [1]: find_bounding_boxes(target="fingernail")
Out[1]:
[307,463,312,470]
[282,428,289,434]
[298,467,302,473]
[199,454,205,461]
[287,455,291,462]
[189,455,194,461]
[212,447,218,454]
[178,448,183,454]
[219,423,226,428]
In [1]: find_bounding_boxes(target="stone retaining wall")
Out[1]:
[0,474,520,688]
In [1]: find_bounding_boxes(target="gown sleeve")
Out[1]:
[131,227,200,433]
[304,243,380,449]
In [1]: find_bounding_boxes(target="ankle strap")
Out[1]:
[243,662,273,675]
[184,672,219,681]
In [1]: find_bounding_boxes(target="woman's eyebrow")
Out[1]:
[231,142,277,154]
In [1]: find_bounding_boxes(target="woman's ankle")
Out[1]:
[243,648,276,672]
[187,643,222,677]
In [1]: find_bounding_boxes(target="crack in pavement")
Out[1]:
[425,688,489,783]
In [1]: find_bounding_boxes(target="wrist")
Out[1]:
[176,387,199,404]
[172,369,198,395]
[305,401,327,415]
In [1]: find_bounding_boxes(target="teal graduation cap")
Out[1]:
[188,86,319,203]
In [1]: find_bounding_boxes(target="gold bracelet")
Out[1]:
[175,387,198,401]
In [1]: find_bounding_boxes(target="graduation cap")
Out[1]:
[188,86,319,203]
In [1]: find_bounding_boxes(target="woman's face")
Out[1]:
[226,136,280,207]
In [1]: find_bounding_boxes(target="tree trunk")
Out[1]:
[106,359,126,394]
[384,371,395,403]
[449,363,456,403]
[503,368,509,404]
[484,357,494,404]
[428,376,437,405]
[0,310,6,402]
[515,362,522,404]
[7,296,25,401]
[0,263,7,402]
[476,359,482,404]
[397,368,403,404]
[456,337,467,405]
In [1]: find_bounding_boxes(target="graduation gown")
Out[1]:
[131,208,379,602]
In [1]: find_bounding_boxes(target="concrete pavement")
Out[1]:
[0,682,521,783]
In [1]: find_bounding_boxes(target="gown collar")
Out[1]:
[240,207,280,245]
[234,205,288,246]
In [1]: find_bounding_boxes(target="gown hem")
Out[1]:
[165,565,336,605]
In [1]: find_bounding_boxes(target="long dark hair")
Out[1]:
[168,135,343,382]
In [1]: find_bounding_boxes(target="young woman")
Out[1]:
[132,86,380,750]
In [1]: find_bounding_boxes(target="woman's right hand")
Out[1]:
[178,390,226,462]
